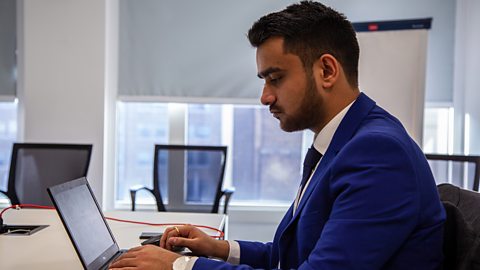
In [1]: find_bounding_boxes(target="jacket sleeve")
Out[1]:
[193,242,274,270]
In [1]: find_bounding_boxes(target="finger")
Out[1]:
[113,250,138,262]
[128,246,145,252]
[167,236,194,249]
[164,227,181,250]
[109,257,139,268]
[162,227,174,249]
[182,224,201,238]
[160,227,175,248]
[116,247,144,260]
[171,225,193,237]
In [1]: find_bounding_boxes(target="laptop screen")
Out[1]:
[48,177,120,269]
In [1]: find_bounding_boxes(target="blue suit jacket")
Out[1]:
[194,93,445,270]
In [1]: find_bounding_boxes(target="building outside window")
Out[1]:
[423,106,452,154]
[115,102,169,204]
[0,101,18,200]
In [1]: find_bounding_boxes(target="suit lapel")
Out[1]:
[280,93,376,240]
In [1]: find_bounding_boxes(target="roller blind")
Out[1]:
[0,0,16,98]
[118,1,433,115]
[118,0,266,102]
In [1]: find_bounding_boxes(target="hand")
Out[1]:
[109,245,181,270]
[160,225,229,260]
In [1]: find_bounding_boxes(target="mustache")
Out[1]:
[269,105,282,113]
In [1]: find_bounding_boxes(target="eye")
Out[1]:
[267,74,282,85]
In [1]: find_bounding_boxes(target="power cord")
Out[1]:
[0,204,55,235]
[0,204,224,238]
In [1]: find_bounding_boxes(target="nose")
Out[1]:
[260,85,276,106]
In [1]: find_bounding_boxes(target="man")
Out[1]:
[110,1,445,269]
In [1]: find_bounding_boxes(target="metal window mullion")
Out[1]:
[167,150,186,211]
[167,104,186,210]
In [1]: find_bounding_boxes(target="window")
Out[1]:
[423,106,453,154]
[0,101,18,196]
[115,102,310,207]
[230,106,304,203]
[115,102,169,203]
[116,102,465,207]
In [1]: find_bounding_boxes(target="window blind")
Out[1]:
[118,0,273,102]
[0,0,16,99]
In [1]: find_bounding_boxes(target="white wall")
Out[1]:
[17,0,107,201]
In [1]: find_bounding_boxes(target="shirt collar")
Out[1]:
[313,100,355,155]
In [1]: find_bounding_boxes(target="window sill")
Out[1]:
[114,201,289,227]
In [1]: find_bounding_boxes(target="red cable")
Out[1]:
[0,204,55,217]
[0,204,224,239]
[104,216,224,238]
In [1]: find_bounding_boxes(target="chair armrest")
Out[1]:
[221,187,235,214]
[129,185,154,211]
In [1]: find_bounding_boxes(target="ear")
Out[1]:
[313,54,339,89]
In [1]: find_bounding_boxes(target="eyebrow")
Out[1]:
[257,67,284,79]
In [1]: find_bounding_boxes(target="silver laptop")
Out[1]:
[47,177,126,270]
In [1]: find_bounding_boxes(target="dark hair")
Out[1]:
[248,1,359,87]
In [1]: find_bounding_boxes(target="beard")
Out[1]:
[277,76,323,132]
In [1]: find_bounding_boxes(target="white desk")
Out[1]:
[0,209,225,269]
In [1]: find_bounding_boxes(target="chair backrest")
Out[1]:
[153,144,227,213]
[426,154,480,191]
[438,183,480,270]
[0,143,92,206]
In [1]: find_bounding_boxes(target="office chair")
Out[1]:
[426,154,480,191]
[438,183,480,270]
[130,144,234,214]
[0,143,92,206]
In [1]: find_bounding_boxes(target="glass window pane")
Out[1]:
[185,149,223,204]
[232,106,303,203]
[0,101,17,195]
[186,104,303,205]
[423,107,451,153]
[186,104,223,204]
[115,102,169,203]
[187,104,222,145]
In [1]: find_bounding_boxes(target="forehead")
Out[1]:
[256,37,304,76]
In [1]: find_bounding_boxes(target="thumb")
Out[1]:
[168,236,195,248]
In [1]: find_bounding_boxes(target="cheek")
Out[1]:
[287,89,306,110]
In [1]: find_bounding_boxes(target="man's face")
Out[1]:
[256,37,323,132]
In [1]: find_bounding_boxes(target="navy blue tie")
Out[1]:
[300,146,322,193]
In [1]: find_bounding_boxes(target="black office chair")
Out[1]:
[130,144,234,214]
[426,154,480,191]
[0,143,92,206]
[438,183,480,270]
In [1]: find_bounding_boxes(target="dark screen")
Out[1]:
[54,184,115,265]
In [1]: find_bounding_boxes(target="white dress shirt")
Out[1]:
[293,101,353,215]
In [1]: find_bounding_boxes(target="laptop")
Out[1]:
[47,177,126,270]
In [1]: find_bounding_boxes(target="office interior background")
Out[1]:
[0,0,479,242]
